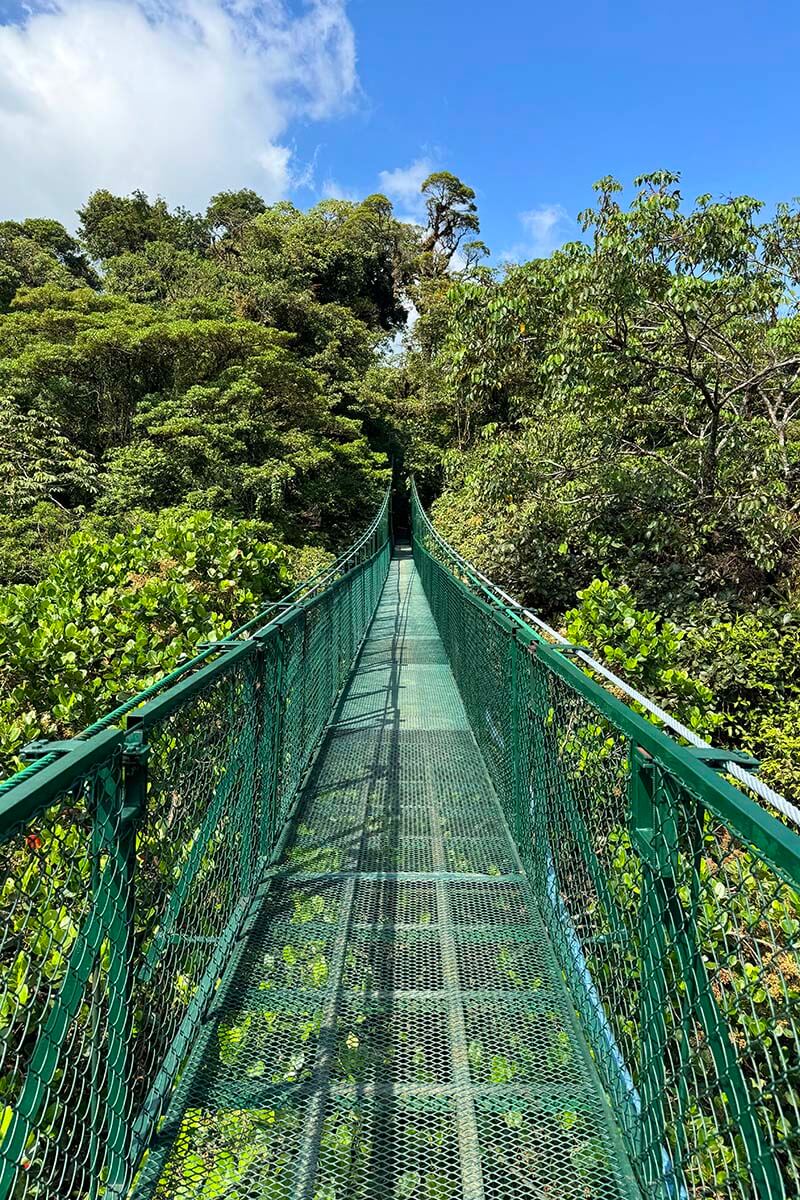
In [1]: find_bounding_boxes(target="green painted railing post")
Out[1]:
[257,625,285,857]
[524,654,551,889]
[325,590,335,714]
[105,733,148,1197]
[300,609,310,763]
[238,655,259,893]
[509,629,527,850]
[673,784,704,1167]
[88,778,107,1200]
[629,746,672,1198]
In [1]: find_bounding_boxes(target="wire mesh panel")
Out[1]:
[7,475,797,1200]
[0,494,391,1200]
[130,550,640,1200]
[0,733,126,1200]
[412,483,800,1200]
[524,661,800,1199]
[126,645,263,1162]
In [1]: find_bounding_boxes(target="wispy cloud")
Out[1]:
[321,177,358,201]
[377,156,434,222]
[0,0,358,224]
[502,203,573,262]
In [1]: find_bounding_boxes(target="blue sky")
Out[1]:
[1,0,799,260]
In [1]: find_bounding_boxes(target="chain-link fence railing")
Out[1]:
[412,480,800,1200]
[0,492,391,1200]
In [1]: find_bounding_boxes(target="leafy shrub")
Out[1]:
[0,510,294,775]
[564,578,718,735]
[682,607,800,797]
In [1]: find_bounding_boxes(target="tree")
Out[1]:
[78,189,209,261]
[0,395,97,512]
[206,189,267,243]
[416,173,800,611]
[0,395,97,580]
[418,171,480,275]
[0,219,98,308]
[573,171,800,502]
[0,281,390,572]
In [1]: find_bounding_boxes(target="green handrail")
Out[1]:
[0,490,392,798]
[3,474,799,1200]
[411,480,800,1200]
[0,490,392,1200]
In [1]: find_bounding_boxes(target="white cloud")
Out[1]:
[377,156,433,220]
[321,177,357,201]
[520,204,568,250]
[0,0,357,225]
[502,203,572,262]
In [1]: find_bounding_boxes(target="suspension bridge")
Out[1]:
[0,484,799,1200]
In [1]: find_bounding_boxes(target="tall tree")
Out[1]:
[418,171,480,275]
[206,189,267,245]
[78,189,209,260]
[0,219,98,308]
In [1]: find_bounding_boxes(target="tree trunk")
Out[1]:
[701,403,720,497]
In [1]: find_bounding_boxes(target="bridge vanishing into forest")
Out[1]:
[1,483,799,1200]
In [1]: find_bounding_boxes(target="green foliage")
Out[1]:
[682,606,800,792]
[0,510,292,773]
[403,170,800,802]
[410,171,800,597]
[102,240,222,304]
[0,218,98,309]
[0,395,96,510]
[0,394,97,580]
[0,179,465,588]
[0,287,388,563]
[0,173,491,596]
[206,188,267,240]
[757,700,800,800]
[564,578,717,733]
[77,188,210,259]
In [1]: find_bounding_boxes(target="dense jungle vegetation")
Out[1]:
[0,170,798,801]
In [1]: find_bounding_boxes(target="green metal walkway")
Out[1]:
[3,486,800,1200]
[143,551,639,1200]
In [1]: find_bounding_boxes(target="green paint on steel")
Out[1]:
[131,550,641,1200]
[412,482,800,1200]
[1,482,800,1200]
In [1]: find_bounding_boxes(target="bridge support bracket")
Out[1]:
[20,737,89,761]
[533,641,592,659]
[121,731,150,828]
[684,745,761,773]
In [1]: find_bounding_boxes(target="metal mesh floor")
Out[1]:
[136,551,640,1200]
